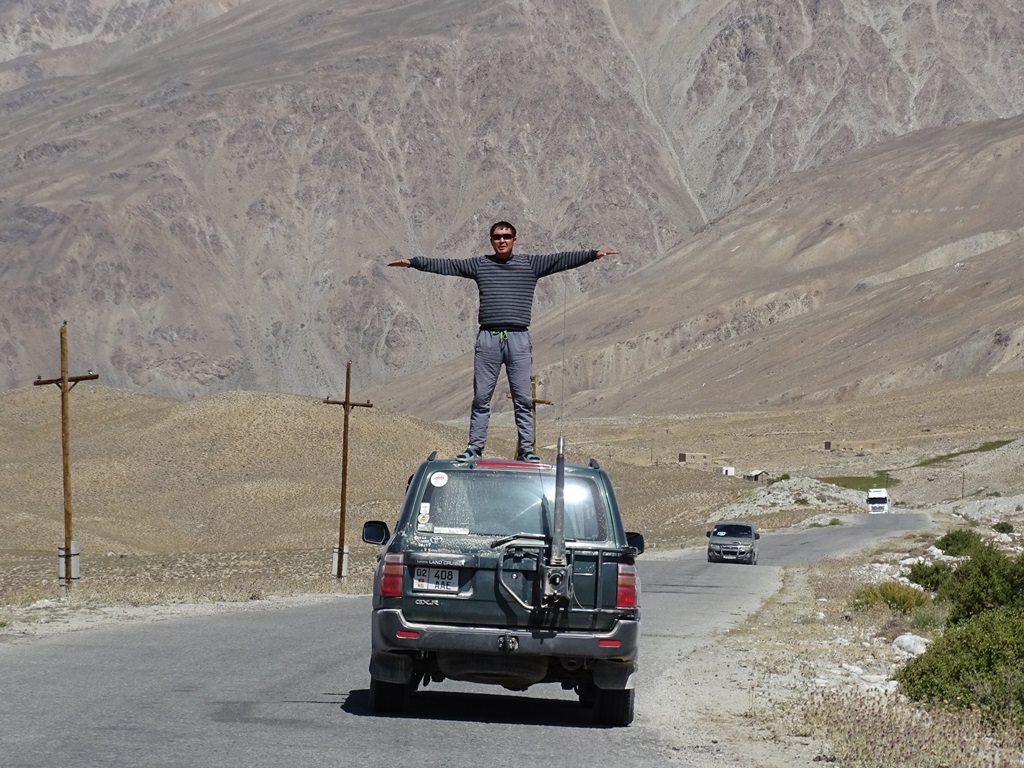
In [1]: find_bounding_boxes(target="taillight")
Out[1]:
[380,553,404,598]
[616,564,638,608]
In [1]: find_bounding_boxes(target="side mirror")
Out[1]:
[362,520,391,546]
[755,532,761,539]
[706,531,711,538]
[626,531,645,555]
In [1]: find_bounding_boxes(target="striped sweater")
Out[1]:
[409,250,598,331]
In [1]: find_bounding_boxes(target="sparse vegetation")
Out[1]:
[915,440,1014,468]
[934,528,984,556]
[895,607,1024,727]
[938,544,1024,626]
[802,686,1024,767]
[735,552,1024,767]
[993,521,1015,535]
[907,560,955,592]
[0,548,377,621]
[851,581,930,614]
[816,471,898,493]
[890,536,1024,734]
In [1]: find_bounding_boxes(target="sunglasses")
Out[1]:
[491,234,515,240]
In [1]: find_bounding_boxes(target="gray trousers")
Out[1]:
[469,330,534,456]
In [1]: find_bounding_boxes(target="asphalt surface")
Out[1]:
[0,513,931,768]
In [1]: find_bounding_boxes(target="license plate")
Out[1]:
[413,566,459,593]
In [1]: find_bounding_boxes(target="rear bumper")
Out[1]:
[372,607,639,658]
[370,609,639,689]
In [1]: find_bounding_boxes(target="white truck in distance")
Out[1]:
[866,488,891,514]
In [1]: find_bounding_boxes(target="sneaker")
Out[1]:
[456,446,482,461]
[516,451,541,463]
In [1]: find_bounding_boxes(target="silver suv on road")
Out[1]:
[706,521,760,565]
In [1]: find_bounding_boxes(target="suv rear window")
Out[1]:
[417,469,607,541]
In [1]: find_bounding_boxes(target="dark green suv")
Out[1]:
[362,448,644,726]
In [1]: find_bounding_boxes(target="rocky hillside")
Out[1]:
[376,114,1024,418]
[1,0,1022,409]
[0,0,244,91]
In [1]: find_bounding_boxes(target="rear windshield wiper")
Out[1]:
[489,532,548,548]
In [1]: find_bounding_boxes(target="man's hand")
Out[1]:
[388,259,411,267]
[595,249,618,259]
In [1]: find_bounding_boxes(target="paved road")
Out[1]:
[0,513,930,768]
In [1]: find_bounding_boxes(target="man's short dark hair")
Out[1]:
[490,221,516,238]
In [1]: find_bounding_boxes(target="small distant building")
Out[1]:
[715,466,736,477]
[745,469,769,483]
[679,452,710,464]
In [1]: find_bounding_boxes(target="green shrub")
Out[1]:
[895,607,1024,726]
[907,602,948,633]
[852,581,930,614]
[934,529,983,556]
[938,545,1024,625]
[993,521,1015,535]
[907,560,954,593]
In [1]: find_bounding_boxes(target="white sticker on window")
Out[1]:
[430,472,448,487]
[417,501,433,532]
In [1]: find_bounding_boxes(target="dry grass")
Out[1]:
[3,380,1023,615]
[802,689,1024,768]
[729,545,1024,767]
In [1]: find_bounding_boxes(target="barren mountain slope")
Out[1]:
[1,0,1023,404]
[0,0,246,92]
[372,115,1024,419]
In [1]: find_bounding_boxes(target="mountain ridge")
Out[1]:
[1,0,1023,413]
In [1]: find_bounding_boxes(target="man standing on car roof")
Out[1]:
[388,221,617,463]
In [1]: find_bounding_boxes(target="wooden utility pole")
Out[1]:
[34,322,99,594]
[323,361,372,578]
[506,376,553,452]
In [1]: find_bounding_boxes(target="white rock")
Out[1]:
[893,633,929,656]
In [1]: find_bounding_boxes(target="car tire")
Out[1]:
[594,688,634,726]
[369,676,409,714]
